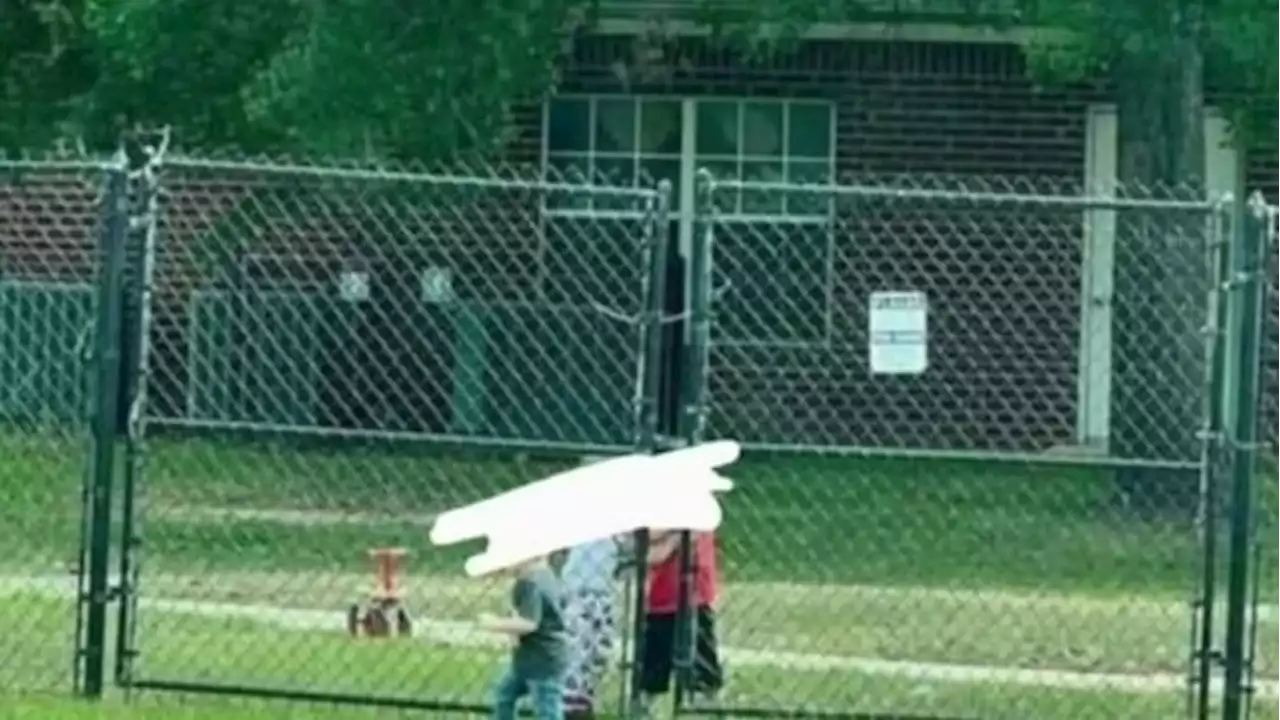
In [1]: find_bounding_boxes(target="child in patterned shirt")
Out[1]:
[559,535,624,719]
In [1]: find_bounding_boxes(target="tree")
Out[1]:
[229,0,589,159]
[0,0,97,152]
[3,0,596,158]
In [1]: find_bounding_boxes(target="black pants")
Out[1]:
[639,607,724,695]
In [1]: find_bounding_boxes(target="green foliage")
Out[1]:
[0,0,97,152]
[1203,0,1280,145]
[693,0,1277,152]
[2,0,594,158]
[235,0,587,159]
[82,0,305,149]
[1,0,1274,158]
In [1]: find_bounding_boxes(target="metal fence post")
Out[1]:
[116,135,167,687]
[80,149,130,698]
[1219,192,1269,720]
[672,168,716,715]
[627,180,672,717]
[1191,200,1232,720]
[679,171,715,443]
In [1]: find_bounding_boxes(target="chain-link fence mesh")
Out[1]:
[116,156,667,709]
[667,173,1278,720]
[1,155,1275,720]
[0,159,103,694]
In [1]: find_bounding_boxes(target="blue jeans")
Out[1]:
[491,664,564,720]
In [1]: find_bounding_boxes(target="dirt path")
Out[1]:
[4,574,1275,698]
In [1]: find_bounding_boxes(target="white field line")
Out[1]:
[3,575,1276,698]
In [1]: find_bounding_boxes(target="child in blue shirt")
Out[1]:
[478,555,569,720]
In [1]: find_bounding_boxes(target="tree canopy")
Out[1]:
[2,0,593,157]
[700,0,1275,183]
[1,0,1275,169]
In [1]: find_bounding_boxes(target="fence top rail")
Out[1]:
[161,155,666,200]
[0,158,113,173]
[705,175,1229,214]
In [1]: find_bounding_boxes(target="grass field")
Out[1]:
[4,590,1269,720]
[1,426,1277,718]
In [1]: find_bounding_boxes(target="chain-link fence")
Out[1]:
[658,172,1276,720]
[1,153,1274,720]
[111,155,671,711]
[0,158,103,696]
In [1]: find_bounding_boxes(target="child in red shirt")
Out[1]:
[638,530,724,707]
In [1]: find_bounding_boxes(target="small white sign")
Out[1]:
[869,291,928,375]
[338,271,370,303]
[421,267,455,304]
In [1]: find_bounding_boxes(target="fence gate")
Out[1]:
[657,171,1273,720]
[0,157,113,698]
[1216,194,1276,720]
[109,154,671,712]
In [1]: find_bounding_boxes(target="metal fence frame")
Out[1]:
[661,171,1272,720]
[78,149,677,714]
[0,150,1271,720]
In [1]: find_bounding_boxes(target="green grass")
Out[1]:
[4,591,1266,720]
[0,688,1215,720]
[2,697,397,719]
[1,426,1277,718]
[7,427,1273,595]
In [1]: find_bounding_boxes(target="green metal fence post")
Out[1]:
[634,179,673,461]
[673,168,716,715]
[679,173,714,443]
[628,180,672,718]
[1192,199,1232,720]
[1220,192,1269,720]
[80,149,131,696]
[80,149,130,698]
[116,140,166,687]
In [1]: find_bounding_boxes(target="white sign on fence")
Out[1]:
[868,291,928,375]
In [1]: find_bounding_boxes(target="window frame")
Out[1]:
[689,98,837,349]
[540,94,839,350]
[690,97,836,223]
[541,95,684,220]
